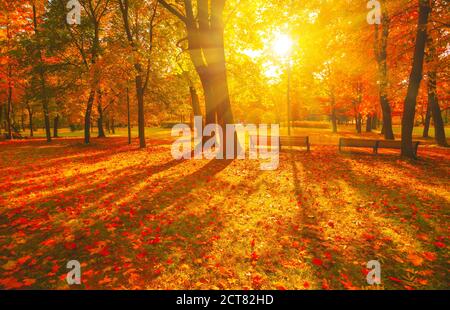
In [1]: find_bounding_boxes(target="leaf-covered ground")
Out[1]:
[0,136,448,289]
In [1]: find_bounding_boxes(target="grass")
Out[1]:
[0,128,448,290]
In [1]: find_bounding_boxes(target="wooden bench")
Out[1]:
[339,138,420,156]
[339,138,378,153]
[250,136,310,152]
[376,140,420,156]
[280,136,310,151]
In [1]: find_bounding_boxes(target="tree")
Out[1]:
[373,0,395,140]
[401,0,431,159]
[158,0,235,132]
[425,2,448,147]
[118,0,159,148]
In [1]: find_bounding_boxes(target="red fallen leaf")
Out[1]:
[423,252,436,261]
[0,277,23,289]
[275,283,287,290]
[51,264,59,273]
[363,233,375,241]
[41,238,56,247]
[327,220,335,228]
[64,242,77,250]
[251,274,263,288]
[361,268,370,276]
[148,236,161,245]
[17,255,32,265]
[250,239,255,248]
[23,278,36,286]
[322,279,330,290]
[388,276,403,283]
[136,252,147,259]
[434,242,445,248]
[250,251,259,261]
[303,281,310,289]
[99,247,110,256]
[312,258,323,266]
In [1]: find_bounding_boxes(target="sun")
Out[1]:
[272,34,293,58]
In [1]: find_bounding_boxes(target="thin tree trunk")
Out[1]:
[426,35,448,146]
[97,90,106,138]
[366,115,372,132]
[331,107,337,133]
[127,86,131,145]
[423,104,431,138]
[28,110,34,137]
[84,90,95,144]
[374,0,395,140]
[32,4,51,143]
[135,71,146,147]
[6,75,12,139]
[53,115,59,138]
[401,0,430,158]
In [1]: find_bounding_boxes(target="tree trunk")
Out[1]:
[106,112,111,134]
[28,110,34,137]
[331,107,337,133]
[374,0,395,140]
[53,115,59,138]
[84,90,95,144]
[426,35,448,146]
[6,76,12,140]
[423,104,431,138]
[401,0,430,159]
[366,115,372,132]
[32,4,51,143]
[135,71,146,148]
[127,86,131,145]
[356,113,362,133]
[371,114,378,130]
[97,90,106,138]
[189,86,201,117]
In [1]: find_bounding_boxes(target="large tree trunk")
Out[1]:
[84,90,96,144]
[423,104,431,138]
[401,0,430,159]
[426,35,448,146]
[374,0,395,140]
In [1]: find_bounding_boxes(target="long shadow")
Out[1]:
[291,148,449,289]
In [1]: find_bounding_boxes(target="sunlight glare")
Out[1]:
[273,34,293,57]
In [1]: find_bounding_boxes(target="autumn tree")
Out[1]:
[158,0,235,133]
[401,0,431,159]
[117,0,159,148]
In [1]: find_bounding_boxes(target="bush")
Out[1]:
[69,124,82,132]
